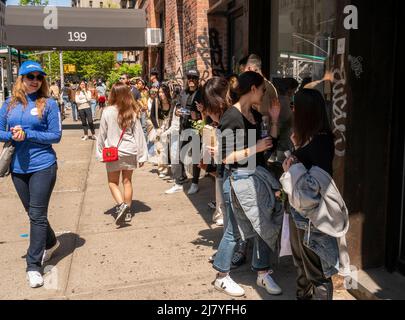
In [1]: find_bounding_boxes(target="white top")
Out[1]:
[96,106,148,162]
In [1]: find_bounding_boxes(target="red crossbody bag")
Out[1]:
[102,128,126,163]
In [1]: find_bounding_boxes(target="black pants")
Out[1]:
[78,108,95,136]
[11,163,58,272]
[289,214,334,300]
[172,138,201,185]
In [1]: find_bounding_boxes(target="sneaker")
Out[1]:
[124,212,133,223]
[187,183,199,195]
[42,240,60,265]
[81,136,88,141]
[159,172,167,178]
[208,252,217,263]
[27,271,44,288]
[165,184,183,194]
[214,275,245,297]
[257,271,283,295]
[230,251,246,270]
[89,135,97,141]
[115,203,130,225]
[216,218,224,227]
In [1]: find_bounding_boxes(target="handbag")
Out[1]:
[102,128,126,163]
[0,141,15,177]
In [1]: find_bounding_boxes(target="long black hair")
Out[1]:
[293,89,333,147]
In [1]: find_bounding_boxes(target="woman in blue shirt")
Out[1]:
[0,61,62,289]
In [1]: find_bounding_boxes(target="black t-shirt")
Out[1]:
[179,89,202,131]
[219,106,266,169]
[293,133,335,176]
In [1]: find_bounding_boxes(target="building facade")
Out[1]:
[140,0,405,278]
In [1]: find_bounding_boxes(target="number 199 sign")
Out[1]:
[5,6,146,51]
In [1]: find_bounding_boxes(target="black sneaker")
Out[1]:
[115,203,130,225]
[124,210,133,223]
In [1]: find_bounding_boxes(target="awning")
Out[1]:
[5,6,147,51]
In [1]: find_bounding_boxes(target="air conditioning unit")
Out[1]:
[146,28,163,47]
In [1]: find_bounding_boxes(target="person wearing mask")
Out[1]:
[165,69,203,195]
[212,71,283,297]
[0,61,62,288]
[281,89,350,300]
[96,83,148,226]
[75,81,96,141]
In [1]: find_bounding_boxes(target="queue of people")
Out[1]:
[0,57,350,300]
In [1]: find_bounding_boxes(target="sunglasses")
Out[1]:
[26,74,45,81]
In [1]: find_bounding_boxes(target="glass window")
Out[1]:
[274,0,337,82]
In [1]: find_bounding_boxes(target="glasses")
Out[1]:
[26,74,44,81]
[120,77,127,81]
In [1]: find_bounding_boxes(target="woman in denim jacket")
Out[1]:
[209,72,283,297]
[283,89,338,300]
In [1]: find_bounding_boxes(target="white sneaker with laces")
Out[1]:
[27,271,44,288]
[214,275,245,297]
[42,240,60,265]
[257,271,283,295]
[165,184,183,194]
[187,183,199,195]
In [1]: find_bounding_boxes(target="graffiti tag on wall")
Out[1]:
[332,58,348,157]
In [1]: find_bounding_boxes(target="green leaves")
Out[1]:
[19,0,49,6]
[107,63,142,88]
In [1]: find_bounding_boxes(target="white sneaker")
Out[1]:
[81,136,88,141]
[159,172,167,178]
[187,183,199,195]
[216,218,224,227]
[214,275,245,297]
[165,184,183,194]
[42,240,60,265]
[257,271,283,295]
[27,271,44,288]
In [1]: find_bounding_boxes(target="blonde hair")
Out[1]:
[8,75,50,119]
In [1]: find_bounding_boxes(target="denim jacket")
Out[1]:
[280,163,351,277]
[227,166,284,252]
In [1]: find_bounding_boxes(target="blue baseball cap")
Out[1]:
[18,60,47,76]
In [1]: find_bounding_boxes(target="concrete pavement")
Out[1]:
[0,120,354,300]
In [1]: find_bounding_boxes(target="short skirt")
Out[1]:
[106,155,138,172]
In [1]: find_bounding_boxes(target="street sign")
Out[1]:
[5,6,146,50]
[63,64,76,74]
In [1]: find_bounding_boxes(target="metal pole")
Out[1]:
[7,46,12,91]
[1,59,4,102]
[48,52,52,83]
[59,51,64,90]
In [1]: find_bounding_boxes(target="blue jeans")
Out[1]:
[90,99,97,118]
[71,102,78,121]
[11,163,58,272]
[213,170,271,273]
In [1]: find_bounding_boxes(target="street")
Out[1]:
[0,119,353,300]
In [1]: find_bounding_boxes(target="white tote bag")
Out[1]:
[279,212,292,257]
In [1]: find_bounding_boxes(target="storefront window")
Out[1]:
[274,0,337,82]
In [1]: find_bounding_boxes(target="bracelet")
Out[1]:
[244,148,249,158]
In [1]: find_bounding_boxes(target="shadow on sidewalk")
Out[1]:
[44,232,86,268]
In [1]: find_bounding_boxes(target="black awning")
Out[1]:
[5,6,146,50]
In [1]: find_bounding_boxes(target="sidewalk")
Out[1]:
[0,121,354,300]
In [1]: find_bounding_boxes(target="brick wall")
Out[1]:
[142,0,231,85]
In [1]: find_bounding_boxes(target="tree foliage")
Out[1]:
[19,0,49,6]
[107,64,142,88]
